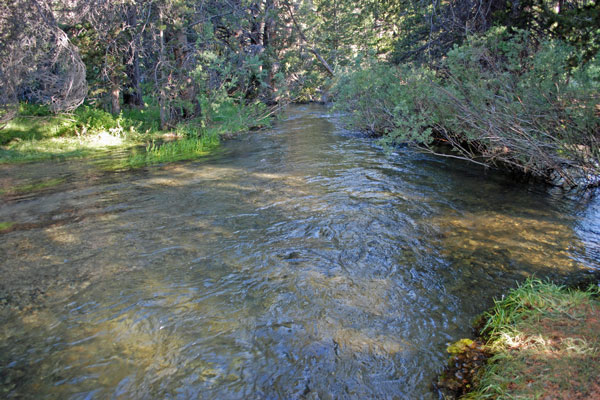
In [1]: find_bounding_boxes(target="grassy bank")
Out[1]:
[0,104,157,163]
[439,279,600,399]
[0,102,270,167]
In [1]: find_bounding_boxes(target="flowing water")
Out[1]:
[1,104,599,399]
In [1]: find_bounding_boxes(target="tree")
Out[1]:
[0,0,87,123]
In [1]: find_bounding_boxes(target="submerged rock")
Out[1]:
[436,338,489,398]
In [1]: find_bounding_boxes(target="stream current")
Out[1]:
[1,104,599,399]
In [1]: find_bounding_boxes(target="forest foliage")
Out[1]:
[0,0,598,184]
[333,0,600,188]
[1,0,389,125]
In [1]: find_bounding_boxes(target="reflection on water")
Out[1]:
[0,104,598,399]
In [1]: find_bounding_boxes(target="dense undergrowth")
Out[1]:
[334,28,600,189]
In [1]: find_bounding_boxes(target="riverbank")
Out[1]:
[1,102,270,168]
[438,278,600,399]
[332,29,600,191]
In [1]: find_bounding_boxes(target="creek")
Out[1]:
[1,104,598,399]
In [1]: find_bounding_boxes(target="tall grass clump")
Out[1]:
[480,278,594,340]
[200,98,272,136]
[125,100,271,168]
[127,131,219,168]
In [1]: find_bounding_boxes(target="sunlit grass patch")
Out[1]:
[1,101,271,166]
[127,132,220,168]
[0,222,15,231]
[0,134,138,164]
[465,278,600,399]
[0,104,161,164]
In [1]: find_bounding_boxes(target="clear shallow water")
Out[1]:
[0,104,598,399]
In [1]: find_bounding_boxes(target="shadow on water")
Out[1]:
[0,104,598,399]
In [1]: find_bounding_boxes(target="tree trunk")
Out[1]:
[123,54,143,107]
[158,8,169,130]
[173,30,189,68]
[263,0,276,102]
[111,84,121,115]
[555,0,564,13]
[123,5,143,107]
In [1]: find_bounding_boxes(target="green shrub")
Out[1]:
[429,28,599,185]
[120,105,162,134]
[18,103,53,116]
[333,62,436,140]
[335,28,600,187]
[73,106,119,131]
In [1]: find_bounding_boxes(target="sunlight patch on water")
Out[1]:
[431,209,584,274]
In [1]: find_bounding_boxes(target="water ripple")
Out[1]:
[0,104,597,399]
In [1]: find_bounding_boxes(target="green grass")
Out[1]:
[124,100,271,168]
[208,101,271,134]
[464,278,600,399]
[127,133,220,168]
[480,279,597,341]
[0,134,134,163]
[0,222,15,231]
[1,101,270,167]
[0,104,157,163]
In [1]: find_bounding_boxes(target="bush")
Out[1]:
[120,105,161,134]
[127,133,220,168]
[430,28,599,186]
[335,28,600,188]
[73,106,119,132]
[333,61,436,140]
[18,103,53,117]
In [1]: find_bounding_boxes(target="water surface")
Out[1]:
[1,104,598,399]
